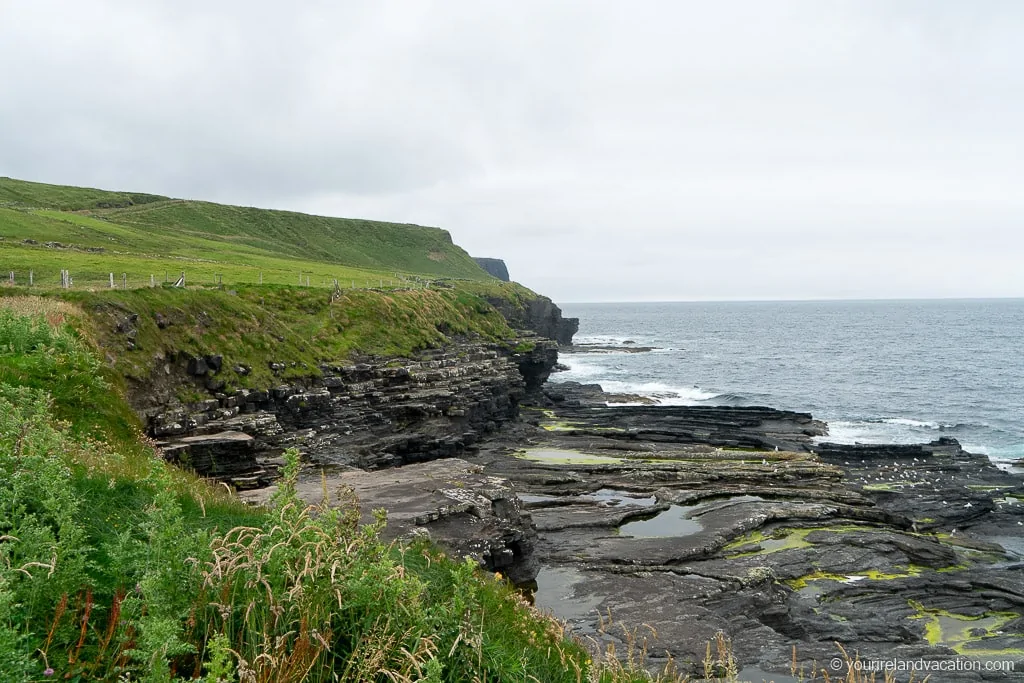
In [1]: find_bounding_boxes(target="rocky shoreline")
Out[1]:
[468,390,1024,680]
[146,327,1024,680]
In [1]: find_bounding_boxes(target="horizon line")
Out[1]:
[555,295,1024,305]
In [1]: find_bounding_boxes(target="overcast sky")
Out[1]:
[2,1,1022,302]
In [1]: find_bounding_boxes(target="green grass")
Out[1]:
[0,177,556,403]
[0,176,168,211]
[0,309,678,682]
[23,282,518,395]
[0,177,492,290]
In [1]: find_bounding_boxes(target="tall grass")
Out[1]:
[0,309,673,682]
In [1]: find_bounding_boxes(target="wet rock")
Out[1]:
[465,391,1024,680]
[531,402,827,451]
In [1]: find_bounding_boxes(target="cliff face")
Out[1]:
[85,282,571,481]
[485,294,579,346]
[472,257,510,282]
[149,341,559,481]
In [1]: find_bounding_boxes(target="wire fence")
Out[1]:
[0,268,455,293]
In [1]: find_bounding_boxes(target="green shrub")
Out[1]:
[0,309,679,682]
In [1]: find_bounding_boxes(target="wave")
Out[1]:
[573,334,650,346]
[878,417,944,429]
[703,392,750,406]
[820,418,971,446]
[820,419,1024,465]
[969,443,1024,466]
[600,380,720,405]
[554,357,609,380]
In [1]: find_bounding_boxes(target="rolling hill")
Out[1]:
[0,176,492,289]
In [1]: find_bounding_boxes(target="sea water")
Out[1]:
[553,299,1024,467]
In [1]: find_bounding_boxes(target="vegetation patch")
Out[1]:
[909,601,1020,654]
[0,308,687,682]
[786,567,928,590]
[724,525,880,559]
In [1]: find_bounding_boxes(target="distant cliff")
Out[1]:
[473,257,510,282]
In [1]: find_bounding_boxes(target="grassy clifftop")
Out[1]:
[0,177,489,287]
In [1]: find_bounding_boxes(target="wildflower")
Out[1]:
[44,668,54,676]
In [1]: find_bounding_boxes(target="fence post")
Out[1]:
[151,274,155,288]
[8,271,13,285]
[259,272,263,285]
[122,273,127,289]
[29,271,33,286]
[109,273,114,288]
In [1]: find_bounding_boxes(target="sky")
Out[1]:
[2,1,1023,302]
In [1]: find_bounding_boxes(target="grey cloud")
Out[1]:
[2,1,1023,301]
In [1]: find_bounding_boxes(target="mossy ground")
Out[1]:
[909,601,1020,654]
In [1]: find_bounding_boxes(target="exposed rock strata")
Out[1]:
[238,458,539,584]
[485,294,579,345]
[466,399,1024,681]
[151,342,559,484]
[532,400,828,452]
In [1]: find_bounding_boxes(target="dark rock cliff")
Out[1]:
[150,342,549,483]
[472,257,510,281]
[486,294,579,346]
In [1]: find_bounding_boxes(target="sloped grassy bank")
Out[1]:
[0,304,672,681]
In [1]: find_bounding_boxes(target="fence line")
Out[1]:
[1,269,438,293]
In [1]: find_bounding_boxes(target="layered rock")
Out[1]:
[466,395,1024,681]
[531,402,828,452]
[151,342,553,482]
[485,293,579,346]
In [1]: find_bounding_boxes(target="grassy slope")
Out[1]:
[0,305,623,682]
[58,283,521,401]
[0,176,488,289]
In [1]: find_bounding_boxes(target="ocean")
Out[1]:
[553,299,1024,468]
